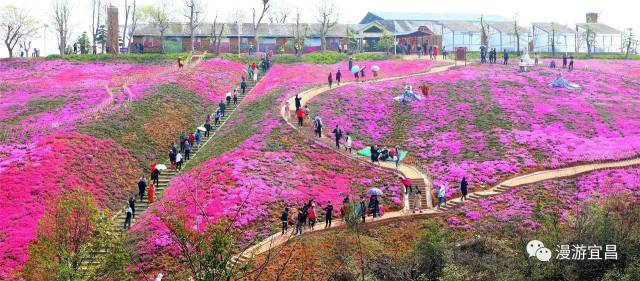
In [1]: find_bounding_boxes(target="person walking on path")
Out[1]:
[252,66,258,82]
[188,133,195,147]
[308,203,317,230]
[280,207,289,235]
[219,100,226,118]
[195,130,202,147]
[359,199,367,223]
[241,79,247,94]
[214,110,221,126]
[336,69,342,86]
[296,209,305,235]
[233,90,238,105]
[393,147,401,168]
[324,203,333,228]
[413,188,422,213]
[437,185,447,209]
[332,125,342,148]
[313,116,323,138]
[138,177,147,201]
[124,206,133,229]
[369,195,380,218]
[442,46,447,60]
[345,133,353,153]
[370,145,378,163]
[304,105,311,124]
[562,54,568,68]
[348,56,353,72]
[328,72,333,88]
[503,49,509,65]
[179,132,186,153]
[360,66,366,81]
[148,182,155,204]
[184,140,191,161]
[294,94,302,110]
[401,176,412,194]
[433,46,439,60]
[175,152,183,171]
[296,107,305,127]
[204,119,211,137]
[460,177,469,201]
[354,68,360,82]
[284,102,291,120]
[226,91,232,105]
[128,197,136,218]
[151,166,160,187]
[169,150,176,170]
[568,56,574,71]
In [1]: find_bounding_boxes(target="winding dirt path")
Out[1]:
[234,61,640,263]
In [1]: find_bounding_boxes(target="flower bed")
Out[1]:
[0,133,140,278]
[575,59,640,79]
[309,63,640,195]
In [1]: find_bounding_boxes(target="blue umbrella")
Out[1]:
[367,188,383,196]
[351,65,360,74]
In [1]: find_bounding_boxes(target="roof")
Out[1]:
[134,22,353,38]
[486,21,529,35]
[532,22,575,34]
[439,20,482,33]
[360,12,509,24]
[576,23,622,34]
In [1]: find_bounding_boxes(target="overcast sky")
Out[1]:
[1,0,639,57]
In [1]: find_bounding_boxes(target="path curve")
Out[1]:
[234,61,640,263]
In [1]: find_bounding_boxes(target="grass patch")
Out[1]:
[6,97,69,124]
[79,83,212,171]
[45,52,191,64]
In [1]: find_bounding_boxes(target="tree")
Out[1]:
[549,22,558,56]
[479,15,489,49]
[346,26,358,52]
[122,0,130,51]
[292,12,308,57]
[252,0,271,52]
[140,3,171,54]
[90,0,102,54]
[514,20,521,55]
[127,0,139,51]
[0,5,38,58]
[316,0,338,51]
[623,28,637,59]
[21,190,131,281]
[19,39,31,57]
[581,24,597,57]
[96,24,107,54]
[76,31,91,54]
[184,0,204,52]
[379,29,394,55]
[53,0,72,56]
[268,0,290,24]
[209,13,225,55]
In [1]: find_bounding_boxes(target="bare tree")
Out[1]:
[210,13,225,55]
[127,0,138,51]
[514,20,521,55]
[316,0,338,51]
[184,0,204,52]
[90,0,102,54]
[19,39,31,56]
[479,15,489,48]
[53,0,72,56]
[580,24,597,57]
[549,22,558,56]
[292,12,308,57]
[252,0,271,52]
[140,3,171,53]
[268,0,290,24]
[122,0,130,51]
[623,28,637,59]
[1,5,38,58]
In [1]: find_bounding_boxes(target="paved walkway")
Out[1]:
[234,60,640,264]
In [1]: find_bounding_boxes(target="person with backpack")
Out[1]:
[150,166,160,187]
[332,124,342,148]
[280,207,289,235]
[324,203,333,228]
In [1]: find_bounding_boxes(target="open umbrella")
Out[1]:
[197,126,206,132]
[155,164,168,171]
[371,65,380,72]
[351,65,360,74]
[367,188,384,196]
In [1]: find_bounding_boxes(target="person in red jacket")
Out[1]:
[307,203,317,230]
[189,133,195,146]
[295,108,305,127]
[400,176,413,194]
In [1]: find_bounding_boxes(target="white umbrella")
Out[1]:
[155,164,168,170]
[371,65,380,72]
[197,126,206,131]
[367,188,384,196]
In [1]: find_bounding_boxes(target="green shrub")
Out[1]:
[45,52,192,64]
[300,51,347,64]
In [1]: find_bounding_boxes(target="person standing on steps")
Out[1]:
[437,185,447,209]
[148,182,155,204]
[460,177,468,201]
[324,203,333,228]
[295,107,305,127]
[204,118,211,137]
[336,69,342,86]
[294,94,302,110]
[328,72,333,88]
[296,208,305,235]
[401,176,412,194]
[413,187,422,213]
[214,110,221,126]
[226,91,232,105]
[280,207,289,235]
[151,166,160,187]
[128,197,136,218]
[233,90,238,105]
[184,139,191,161]
[313,116,323,138]
[393,147,401,168]
[169,150,176,170]
[241,79,247,94]
[345,133,353,153]
[138,177,147,201]
[124,205,132,229]
[176,151,183,171]
[252,63,258,82]
[179,132,186,153]
[188,133,195,148]
[332,124,342,148]
[219,100,226,118]
[195,130,202,147]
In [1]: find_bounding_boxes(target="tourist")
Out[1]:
[328,72,333,88]
[219,100,226,118]
[204,119,211,137]
[241,79,247,94]
[534,52,540,66]
[549,60,556,68]
[324,203,333,228]
[417,45,422,57]
[138,177,147,201]
[284,102,291,120]
[128,197,136,218]
[124,205,133,229]
[340,197,349,221]
[248,44,254,56]
[433,46,439,60]
[370,145,378,163]
[336,69,342,86]
[247,65,253,79]
[460,177,469,201]
[332,124,342,148]
[179,132,186,152]
[226,91,232,105]
[195,130,202,146]
[348,56,353,72]
[437,185,447,209]
[214,110,221,126]
[393,147,400,168]
[172,142,178,156]
[304,105,311,124]
[188,133,195,147]
[480,46,487,63]
[308,203,317,230]
[251,63,258,80]
[354,68,360,82]
[233,89,239,105]
[294,94,302,110]
[178,57,184,69]
[148,182,155,204]
[360,66,366,81]
[280,207,289,235]
[562,54,568,68]
[442,46,447,60]
[296,209,305,235]
[401,176,412,194]
[151,166,160,187]
[169,150,176,170]
[313,116,323,138]
[184,140,191,161]
[568,56,574,71]
[345,133,353,153]
[176,151,183,171]
[420,83,429,96]
[359,199,367,222]
[295,107,305,127]
[369,195,380,218]
[503,49,509,65]
[413,187,422,213]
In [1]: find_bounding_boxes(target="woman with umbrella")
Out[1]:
[360,66,367,81]
[351,65,360,82]
[369,195,380,218]
[371,65,380,78]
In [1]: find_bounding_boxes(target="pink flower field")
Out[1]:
[309,63,640,195]
[574,59,640,79]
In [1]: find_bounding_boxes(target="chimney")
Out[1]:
[107,5,120,55]
[586,13,598,24]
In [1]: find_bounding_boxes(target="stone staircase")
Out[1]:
[79,67,266,272]
[408,178,431,210]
